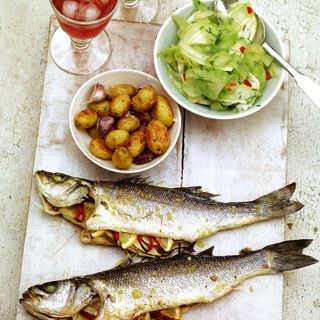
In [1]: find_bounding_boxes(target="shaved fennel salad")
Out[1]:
[160,0,278,112]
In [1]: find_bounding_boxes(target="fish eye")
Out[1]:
[52,174,66,183]
[40,282,58,294]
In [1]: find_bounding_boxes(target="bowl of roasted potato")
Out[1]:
[69,69,181,173]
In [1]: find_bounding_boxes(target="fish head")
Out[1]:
[34,171,90,207]
[20,279,94,319]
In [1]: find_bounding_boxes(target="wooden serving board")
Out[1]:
[17,17,289,320]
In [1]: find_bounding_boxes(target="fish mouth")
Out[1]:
[20,285,101,320]
[34,171,97,223]
[20,296,59,320]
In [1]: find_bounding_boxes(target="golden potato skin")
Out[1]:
[151,95,174,128]
[146,120,170,155]
[87,126,99,139]
[109,84,136,98]
[117,115,140,133]
[105,130,130,150]
[110,93,131,118]
[127,128,146,157]
[75,110,98,129]
[132,86,157,112]
[89,100,111,116]
[89,138,113,159]
[112,147,132,169]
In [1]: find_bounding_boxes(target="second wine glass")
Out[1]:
[120,0,159,23]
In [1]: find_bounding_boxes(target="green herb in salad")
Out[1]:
[160,0,278,112]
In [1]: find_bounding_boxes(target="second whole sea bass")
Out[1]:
[35,171,303,257]
[20,239,318,320]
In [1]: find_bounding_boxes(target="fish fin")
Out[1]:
[255,183,304,218]
[178,242,196,255]
[117,176,153,185]
[174,186,220,200]
[263,239,318,272]
[197,246,215,256]
[174,186,202,192]
[116,257,135,268]
[239,247,253,255]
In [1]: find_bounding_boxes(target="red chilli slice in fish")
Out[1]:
[112,231,120,241]
[80,311,97,320]
[75,203,86,223]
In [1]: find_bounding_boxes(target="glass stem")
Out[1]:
[71,38,92,50]
[121,0,140,9]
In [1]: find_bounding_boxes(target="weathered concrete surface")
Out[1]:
[0,1,51,319]
[0,0,319,319]
[251,2,320,319]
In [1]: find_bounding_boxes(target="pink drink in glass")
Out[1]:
[52,0,118,39]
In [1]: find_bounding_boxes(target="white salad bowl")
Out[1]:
[69,69,181,174]
[154,1,285,120]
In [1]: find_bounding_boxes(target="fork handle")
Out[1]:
[263,42,320,109]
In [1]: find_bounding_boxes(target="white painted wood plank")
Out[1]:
[183,54,289,319]
[16,18,182,320]
[1,0,319,319]
[17,13,291,320]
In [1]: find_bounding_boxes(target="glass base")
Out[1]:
[118,0,159,23]
[50,27,111,75]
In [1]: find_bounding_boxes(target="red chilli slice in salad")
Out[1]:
[266,70,272,80]
[247,6,253,14]
[243,79,252,87]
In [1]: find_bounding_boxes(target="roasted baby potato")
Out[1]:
[87,126,99,139]
[152,95,174,128]
[97,116,115,137]
[127,128,146,157]
[117,115,140,133]
[112,147,132,169]
[89,100,111,116]
[110,93,131,118]
[109,84,136,98]
[105,130,130,150]
[75,110,98,129]
[146,120,170,155]
[89,138,113,159]
[132,86,157,112]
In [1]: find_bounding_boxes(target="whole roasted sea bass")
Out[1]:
[35,171,303,257]
[20,240,317,320]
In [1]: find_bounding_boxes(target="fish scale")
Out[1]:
[20,240,318,320]
[86,182,300,242]
[35,171,303,251]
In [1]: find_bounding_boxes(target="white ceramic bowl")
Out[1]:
[69,69,181,174]
[154,1,285,120]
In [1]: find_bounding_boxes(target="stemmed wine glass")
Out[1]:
[119,0,159,23]
[49,0,119,75]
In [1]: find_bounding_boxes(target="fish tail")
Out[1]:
[255,183,303,218]
[262,239,318,272]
